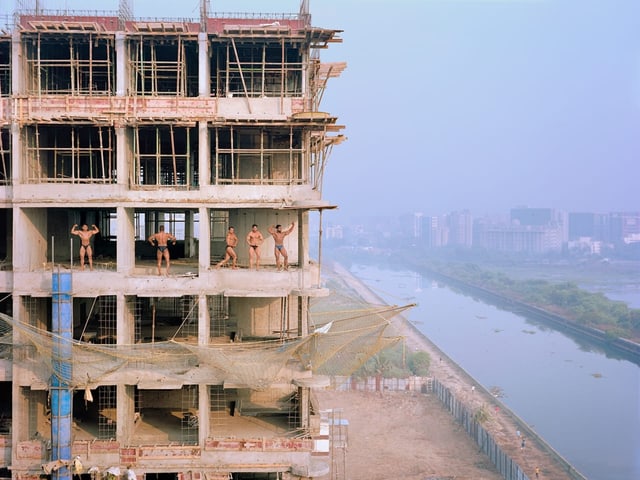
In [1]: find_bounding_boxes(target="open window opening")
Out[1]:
[0,37,9,96]
[209,209,230,266]
[230,474,283,480]
[232,296,295,341]
[73,296,117,344]
[132,125,198,188]
[209,209,300,270]
[24,32,115,95]
[0,209,10,269]
[309,130,345,193]
[211,39,303,98]
[145,474,178,480]
[0,294,11,360]
[211,126,304,185]
[22,295,51,333]
[72,385,116,441]
[129,35,198,97]
[131,386,198,445]
[0,127,10,186]
[133,296,199,343]
[235,386,299,425]
[134,209,199,274]
[22,387,48,443]
[66,209,117,270]
[208,294,230,341]
[23,124,116,184]
[208,385,301,439]
[0,381,10,435]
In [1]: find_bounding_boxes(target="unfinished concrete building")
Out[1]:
[0,1,362,478]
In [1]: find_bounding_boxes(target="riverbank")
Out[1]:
[420,266,640,360]
[320,261,584,480]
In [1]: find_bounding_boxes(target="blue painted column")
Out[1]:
[51,271,73,480]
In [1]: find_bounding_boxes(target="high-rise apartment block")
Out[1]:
[0,1,346,479]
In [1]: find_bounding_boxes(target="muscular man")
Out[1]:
[268,222,295,271]
[246,224,264,270]
[215,226,239,269]
[71,223,99,271]
[148,225,177,275]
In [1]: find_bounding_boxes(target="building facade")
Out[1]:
[0,1,345,479]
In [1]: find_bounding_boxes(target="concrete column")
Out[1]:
[11,296,29,470]
[199,121,210,187]
[10,31,22,185]
[198,293,209,345]
[298,386,309,429]
[117,207,135,274]
[115,32,127,96]
[115,126,127,187]
[117,385,135,446]
[297,296,308,337]
[116,294,134,444]
[11,30,22,96]
[198,32,210,97]
[299,211,307,268]
[198,383,209,447]
[116,293,133,344]
[297,211,307,292]
[198,206,210,271]
[184,210,194,258]
[198,292,210,445]
[10,122,19,187]
[14,207,47,272]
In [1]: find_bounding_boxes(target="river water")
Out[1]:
[349,263,640,480]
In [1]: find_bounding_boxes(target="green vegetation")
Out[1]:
[354,343,431,378]
[408,350,431,376]
[474,405,490,424]
[413,258,640,342]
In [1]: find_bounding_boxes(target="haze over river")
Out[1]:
[349,263,640,480]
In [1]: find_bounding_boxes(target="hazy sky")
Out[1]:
[3,0,639,218]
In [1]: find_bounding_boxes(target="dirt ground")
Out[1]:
[315,389,504,480]
[315,262,576,480]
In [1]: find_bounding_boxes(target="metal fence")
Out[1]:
[330,375,587,480]
[330,375,431,393]
[432,378,530,480]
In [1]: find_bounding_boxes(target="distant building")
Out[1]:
[422,215,449,248]
[510,207,555,226]
[446,210,473,247]
[480,225,563,254]
[569,212,597,240]
[413,212,424,239]
[325,224,344,240]
[609,212,640,245]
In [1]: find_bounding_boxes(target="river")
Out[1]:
[348,263,640,480]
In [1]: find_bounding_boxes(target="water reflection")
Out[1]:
[350,263,640,480]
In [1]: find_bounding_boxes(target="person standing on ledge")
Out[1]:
[215,226,239,269]
[268,222,295,271]
[71,223,99,271]
[148,225,177,276]
[246,224,264,270]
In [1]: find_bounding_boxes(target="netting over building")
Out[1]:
[0,302,410,391]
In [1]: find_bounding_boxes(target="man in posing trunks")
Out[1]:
[268,222,295,271]
[148,225,177,275]
[71,223,99,271]
[215,226,238,269]
[246,224,264,270]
